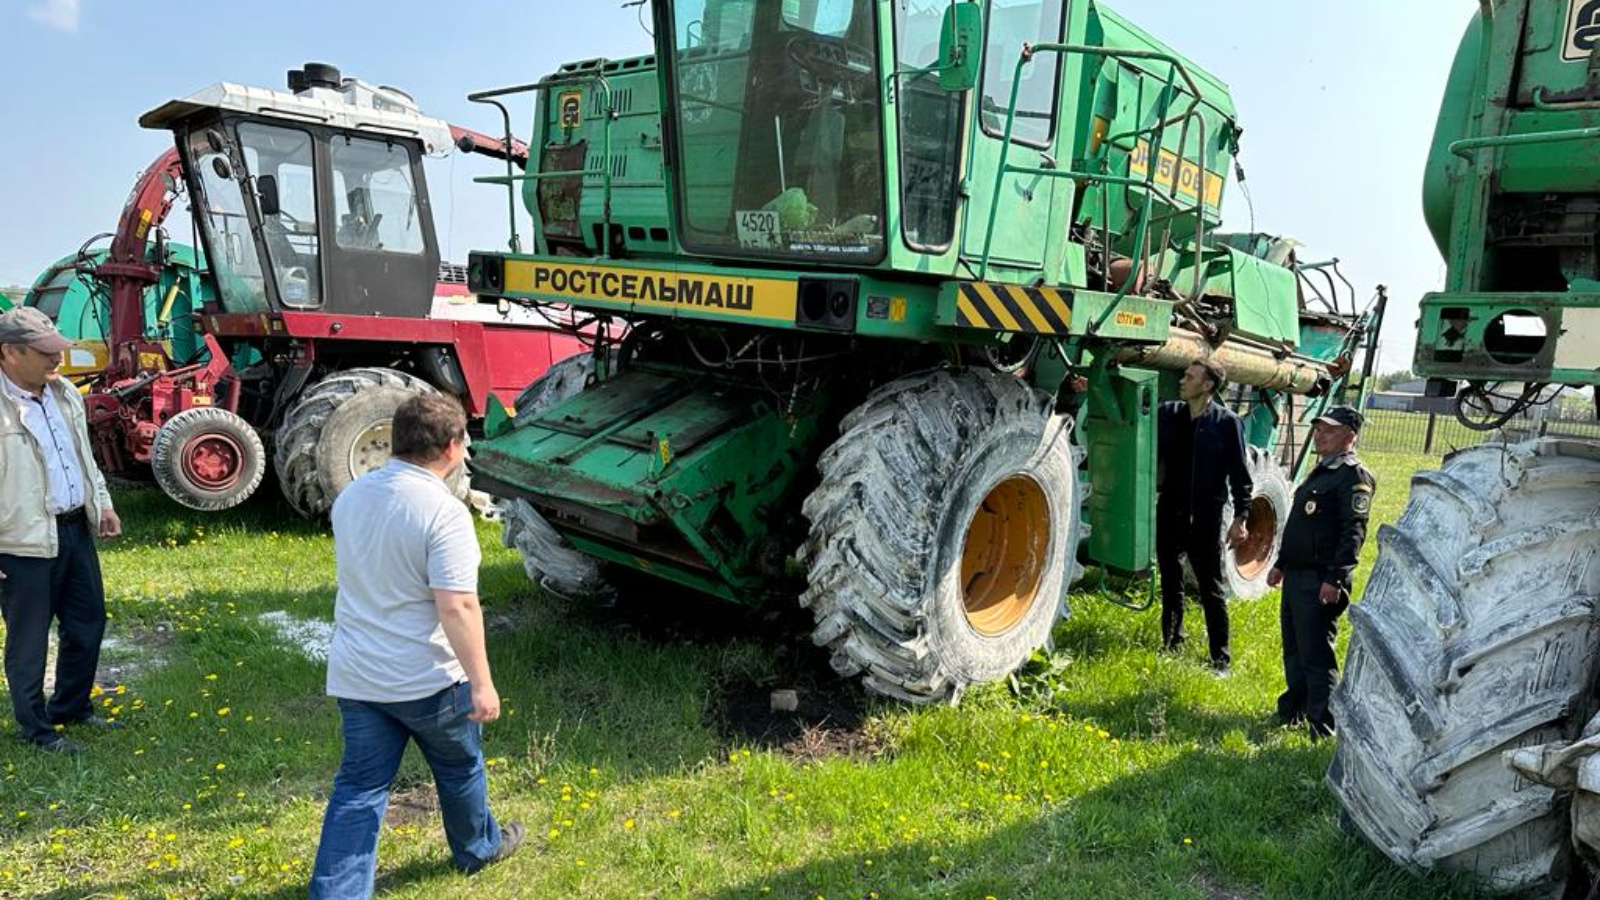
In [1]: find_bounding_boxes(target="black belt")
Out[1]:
[55,508,87,525]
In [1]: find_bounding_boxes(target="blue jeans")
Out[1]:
[308,681,502,899]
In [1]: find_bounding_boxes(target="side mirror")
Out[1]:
[938,2,983,92]
[256,174,281,218]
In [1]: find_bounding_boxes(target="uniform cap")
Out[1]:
[0,307,72,354]
[1314,405,1363,433]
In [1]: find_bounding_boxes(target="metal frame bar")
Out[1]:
[973,42,1215,334]
[469,70,618,257]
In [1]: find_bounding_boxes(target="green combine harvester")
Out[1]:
[465,0,1378,703]
[1328,1,1600,895]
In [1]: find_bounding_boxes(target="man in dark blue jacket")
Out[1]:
[1156,359,1252,672]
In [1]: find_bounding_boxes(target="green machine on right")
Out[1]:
[1329,1,1600,895]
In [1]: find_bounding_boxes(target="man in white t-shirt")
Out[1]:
[309,393,522,898]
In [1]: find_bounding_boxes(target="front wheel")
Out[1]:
[150,407,266,511]
[799,369,1082,703]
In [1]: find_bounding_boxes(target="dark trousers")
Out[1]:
[1157,505,1230,666]
[1277,567,1346,735]
[0,514,106,744]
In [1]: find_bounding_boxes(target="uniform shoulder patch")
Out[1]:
[1352,490,1372,515]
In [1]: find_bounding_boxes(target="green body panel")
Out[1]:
[1423,15,1485,257]
[1242,389,1283,450]
[1415,0,1600,385]
[520,58,673,258]
[1081,366,1157,573]
[1170,246,1299,345]
[24,244,213,364]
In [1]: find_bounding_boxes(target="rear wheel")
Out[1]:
[799,369,1082,703]
[150,407,266,511]
[1221,446,1291,599]
[497,353,619,602]
[274,367,469,517]
[1328,440,1600,896]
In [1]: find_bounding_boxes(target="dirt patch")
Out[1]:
[41,625,172,696]
[385,783,439,828]
[714,676,884,763]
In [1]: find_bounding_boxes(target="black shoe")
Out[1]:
[60,715,123,731]
[465,821,524,873]
[1210,663,1232,679]
[1308,721,1337,742]
[33,736,82,755]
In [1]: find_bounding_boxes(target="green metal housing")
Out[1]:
[466,0,1370,603]
[1416,0,1600,404]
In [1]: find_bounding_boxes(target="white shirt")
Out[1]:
[1,370,85,515]
[325,459,479,703]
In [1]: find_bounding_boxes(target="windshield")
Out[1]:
[669,0,886,264]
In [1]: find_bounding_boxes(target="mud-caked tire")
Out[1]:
[799,369,1083,704]
[274,367,469,518]
[151,407,266,511]
[1328,440,1600,896]
[496,353,618,602]
[1220,446,1292,599]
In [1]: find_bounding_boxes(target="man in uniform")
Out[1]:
[1267,405,1375,739]
[1157,359,1252,673]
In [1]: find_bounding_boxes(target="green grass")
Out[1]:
[0,450,1496,900]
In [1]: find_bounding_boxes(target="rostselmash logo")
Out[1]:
[1566,0,1600,61]
[531,265,757,311]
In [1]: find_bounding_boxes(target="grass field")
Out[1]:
[0,449,1501,900]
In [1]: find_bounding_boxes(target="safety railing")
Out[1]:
[468,67,619,257]
[1450,125,1600,159]
[971,43,1218,334]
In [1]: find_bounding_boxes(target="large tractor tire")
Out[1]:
[1328,440,1600,896]
[1220,445,1292,599]
[150,407,266,511]
[274,367,469,518]
[799,368,1083,704]
[497,353,618,602]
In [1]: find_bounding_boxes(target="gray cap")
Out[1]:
[0,307,72,353]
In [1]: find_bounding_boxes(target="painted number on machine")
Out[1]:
[1129,141,1225,208]
[558,90,583,129]
[1114,312,1148,328]
[1565,0,1600,61]
[736,210,782,250]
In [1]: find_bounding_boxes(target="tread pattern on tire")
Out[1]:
[1329,439,1600,895]
[274,367,466,517]
[798,368,1082,704]
[150,407,266,512]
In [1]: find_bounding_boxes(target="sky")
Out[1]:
[0,0,1467,373]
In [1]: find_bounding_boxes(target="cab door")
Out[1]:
[959,0,1068,272]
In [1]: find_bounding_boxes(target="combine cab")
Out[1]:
[466,0,1377,702]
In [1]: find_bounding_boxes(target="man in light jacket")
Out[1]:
[0,307,121,754]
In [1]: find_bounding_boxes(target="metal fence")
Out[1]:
[1358,407,1600,456]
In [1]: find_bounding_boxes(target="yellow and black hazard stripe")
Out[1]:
[955,282,1074,335]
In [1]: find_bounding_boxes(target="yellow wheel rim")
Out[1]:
[961,476,1051,636]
